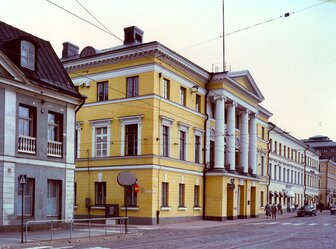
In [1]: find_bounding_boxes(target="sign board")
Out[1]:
[18,175,27,185]
[134,183,140,193]
[117,172,137,187]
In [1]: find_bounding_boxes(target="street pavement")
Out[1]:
[0,210,330,249]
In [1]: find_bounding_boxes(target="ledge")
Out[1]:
[193,207,202,211]
[121,206,139,211]
[91,206,105,210]
[160,206,171,211]
[178,207,187,211]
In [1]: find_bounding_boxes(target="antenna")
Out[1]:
[222,0,226,72]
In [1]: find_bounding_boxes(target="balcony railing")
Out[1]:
[18,135,36,154]
[48,141,63,157]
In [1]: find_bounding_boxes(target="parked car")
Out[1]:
[297,205,317,217]
[330,204,336,215]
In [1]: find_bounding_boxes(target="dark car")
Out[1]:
[330,205,336,215]
[297,205,317,217]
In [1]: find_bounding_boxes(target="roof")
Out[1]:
[0,21,81,99]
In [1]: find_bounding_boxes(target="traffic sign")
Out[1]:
[18,175,27,185]
[134,183,140,193]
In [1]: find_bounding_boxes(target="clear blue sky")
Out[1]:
[2,0,335,140]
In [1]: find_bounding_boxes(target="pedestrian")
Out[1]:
[271,203,277,219]
[265,203,271,218]
[277,203,283,215]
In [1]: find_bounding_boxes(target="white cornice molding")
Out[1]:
[76,164,203,176]
[63,42,210,82]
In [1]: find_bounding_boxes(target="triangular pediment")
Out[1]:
[227,70,264,101]
[0,50,30,84]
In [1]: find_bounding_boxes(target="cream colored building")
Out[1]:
[63,26,271,224]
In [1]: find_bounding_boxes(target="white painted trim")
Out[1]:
[90,119,112,158]
[160,207,171,211]
[75,123,82,159]
[4,89,16,156]
[178,207,187,211]
[160,116,174,157]
[209,89,258,114]
[71,63,207,95]
[0,156,76,169]
[206,172,262,182]
[66,107,75,164]
[119,115,143,156]
[121,207,139,211]
[75,164,203,176]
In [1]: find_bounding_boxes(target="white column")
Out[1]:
[240,110,249,174]
[214,96,226,169]
[226,102,236,172]
[249,113,257,175]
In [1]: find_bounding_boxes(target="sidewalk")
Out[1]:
[0,211,297,248]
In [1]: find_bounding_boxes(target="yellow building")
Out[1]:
[62,26,272,224]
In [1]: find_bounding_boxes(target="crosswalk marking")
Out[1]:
[247,221,335,227]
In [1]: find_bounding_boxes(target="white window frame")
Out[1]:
[194,128,204,164]
[75,122,82,159]
[162,78,169,99]
[119,115,143,156]
[160,115,174,157]
[90,119,112,158]
[178,122,190,161]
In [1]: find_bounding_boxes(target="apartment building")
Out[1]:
[63,26,271,224]
[269,124,320,209]
[0,21,83,228]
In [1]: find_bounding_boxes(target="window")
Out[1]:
[269,139,272,152]
[75,123,82,159]
[17,178,35,216]
[287,169,290,182]
[260,191,264,207]
[210,140,215,169]
[95,127,108,157]
[162,182,169,207]
[126,76,139,97]
[261,127,265,140]
[211,103,216,119]
[125,185,137,206]
[194,185,200,207]
[48,112,63,142]
[279,143,282,156]
[95,182,106,206]
[19,105,35,137]
[163,78,170,99]
[269,163,272,179]
[119,115,142,156]
[274,164,277,180]
[20,40,35,70]
[18,105,36,154]
[284,146,286,157]
[261,155,264,176]
[283,168,286,182]
[274,141,277,153]
[195,135,201,163]
[179,184,185,207]
[47,180,61,217]
[125,124,138,156]
[179,130,186,160]
[279,166,281,181]
[195,94,201,112]
[180,87,186,106]
[162,125,169,157]
[97,81,108,101]
[90,119,111,158]
[74,182,77,206]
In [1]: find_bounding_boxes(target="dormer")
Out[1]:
[20,40,36,71]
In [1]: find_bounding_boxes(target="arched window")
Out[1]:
[20,40,35,70]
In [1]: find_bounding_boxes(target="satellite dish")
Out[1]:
[117,172,137,187]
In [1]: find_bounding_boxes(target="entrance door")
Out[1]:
[250,186,256,217]
[47,180,62,219]
[237,186,241,217]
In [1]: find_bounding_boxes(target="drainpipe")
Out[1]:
[266,122,276,204]
[202,74,213,219]
[75,95,86,114]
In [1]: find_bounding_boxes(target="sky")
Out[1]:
[1,0,335,141]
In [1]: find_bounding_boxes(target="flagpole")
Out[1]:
[222,0,226,72]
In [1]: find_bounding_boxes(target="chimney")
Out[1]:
[62,42,79,59]
[124,26,144,45]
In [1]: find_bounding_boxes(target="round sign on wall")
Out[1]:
[117,171,137,187]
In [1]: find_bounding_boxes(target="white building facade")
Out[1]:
[269,125,320,209]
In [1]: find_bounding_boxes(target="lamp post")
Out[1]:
[304,145,310,205]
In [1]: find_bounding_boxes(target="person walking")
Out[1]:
[271,203,277,219]
[277,203,283,215]
[265,203,271,218]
